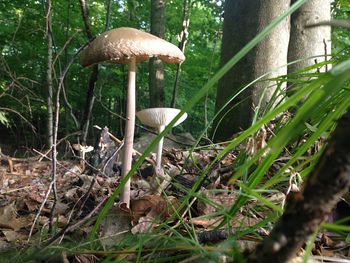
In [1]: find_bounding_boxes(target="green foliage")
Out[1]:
[332,0,350,58]
[0,111,9,127]
[0,0,223,146]
[0,0,349,146]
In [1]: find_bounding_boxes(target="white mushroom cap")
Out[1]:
[72,144,94,153]
[136,108,187,128]
[80,27,185,67]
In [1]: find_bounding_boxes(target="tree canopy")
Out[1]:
[0,0,223,147]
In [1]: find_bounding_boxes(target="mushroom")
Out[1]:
[80,28,185,207]
[72,143,94,171]
[136,108,188,170]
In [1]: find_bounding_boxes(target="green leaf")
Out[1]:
[0,111,10,127]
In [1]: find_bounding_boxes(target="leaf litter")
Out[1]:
[0,127,349,262]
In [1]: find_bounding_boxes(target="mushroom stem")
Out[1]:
[120,56,136,208]
[156,125,165,170]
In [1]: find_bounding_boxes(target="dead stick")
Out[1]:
[42,196,108,247]
[93,125,155,165]
[306,20,350,29]
[28,181,54,242]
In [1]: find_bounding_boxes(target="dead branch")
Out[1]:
[42,196,108,247]
[28,180,55,242]
[170,0,191,108]
[306,19,350,29]
[0,107,36,133]
[93,125,156,166]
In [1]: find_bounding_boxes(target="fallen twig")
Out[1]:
[42,196,108,247]
[93,125,156,166]
[28,180,54,242]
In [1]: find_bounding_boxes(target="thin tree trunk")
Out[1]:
[79,0,114,144]
[63,0,70,135]
[204,33,220,138]
[79,0,94,41]
[79,0,101,144]
[170,0,191,108]
[80,66,98,144]
[149,0,166,107]
[62,0,80,132]
[212,0,291,142]
[45,0,53,148]
[44,0,59,232]
[248,108,350,263]
[105,0,112,30]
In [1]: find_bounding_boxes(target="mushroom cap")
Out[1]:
[136,108,187,128]
[80,27,185,67]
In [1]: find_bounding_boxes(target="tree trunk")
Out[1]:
[62,0,79,133]
[79,0,115,144]
[80,66,98,143]
[149,0,166,108]
[248,108,350,263]
[45,0,53,149]
[79,0,98,145]
[170,0,191,108]
[105,0,112,30]
[288,0,331,77]
[212,0,291,142]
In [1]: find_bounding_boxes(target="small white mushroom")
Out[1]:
[72,144,94,171]
[136,108,187,170]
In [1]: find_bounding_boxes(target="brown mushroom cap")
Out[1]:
[80,27,185,67]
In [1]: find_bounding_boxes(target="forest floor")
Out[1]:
[0,134,349,262]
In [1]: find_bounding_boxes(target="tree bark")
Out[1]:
[149,0,166,107]
[80,0,114,144]
[248,108,350,263]
[62,0,80,132]
[79,0,108,144]
[212,0,291,142]
[288,0,331,76]
[80,66,98,144]
[45,0,53,149]
[79,0,94,41]
[170,0,191,108]
[105,0,112,31]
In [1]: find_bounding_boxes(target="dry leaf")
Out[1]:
[2,230,27,242]
[197,189,237,215]
[100,204,132,249]
[189,217,221,228]
[24,199,39,211]
[0,202,24,231]
[131,214,158,234]
[130,195,164,222]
